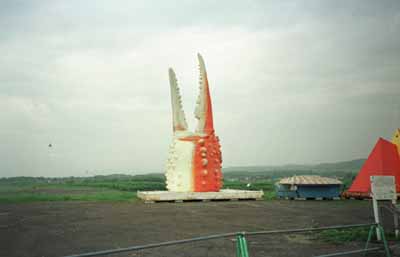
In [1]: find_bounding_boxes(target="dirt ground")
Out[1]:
[0,200,398,257]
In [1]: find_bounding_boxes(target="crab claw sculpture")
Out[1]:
[165,54,222,192]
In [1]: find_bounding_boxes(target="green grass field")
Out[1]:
[0,184,137,203]
[0,164,359,204]
[0,180,277,203]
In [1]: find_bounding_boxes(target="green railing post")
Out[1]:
[241,234,249,257]
[364,225,375,255]
[364,224,391,257]
[377,225,391,257]
[236,233,249,257]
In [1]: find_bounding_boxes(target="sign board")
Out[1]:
[370,176,396,200]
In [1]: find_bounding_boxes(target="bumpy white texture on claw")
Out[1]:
[165,136,194,192]
[169,68,188,132]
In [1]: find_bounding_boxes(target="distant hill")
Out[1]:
[1,159,365,183]
[312,159,366,172]
[222,159,365,173]
[221,159,365,184]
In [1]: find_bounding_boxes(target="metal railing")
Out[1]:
[62,223,391,257]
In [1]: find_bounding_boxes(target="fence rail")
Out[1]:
[62,223,391,257]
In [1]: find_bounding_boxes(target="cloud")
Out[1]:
[0,1,399,177]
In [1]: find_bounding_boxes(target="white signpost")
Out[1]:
[370,175,397,240]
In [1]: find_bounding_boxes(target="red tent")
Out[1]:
[344,138,400,198]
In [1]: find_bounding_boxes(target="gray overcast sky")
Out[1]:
[1,1,399,177]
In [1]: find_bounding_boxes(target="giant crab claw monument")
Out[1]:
[138,54,263,202]
[166,54,222,192]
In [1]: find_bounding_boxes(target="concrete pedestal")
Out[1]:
[137,189,264,203]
